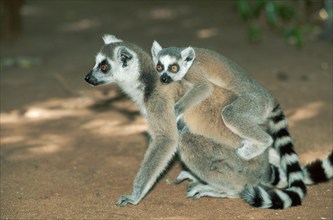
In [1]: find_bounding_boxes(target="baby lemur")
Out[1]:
[151,41,276,161]
[84,35,332,209]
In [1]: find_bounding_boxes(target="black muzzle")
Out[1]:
[160,73,173,84]
[85,71,100,86]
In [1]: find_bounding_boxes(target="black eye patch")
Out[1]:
[156,62,164,72]
[98,59,111,73]
[168,63,180,73]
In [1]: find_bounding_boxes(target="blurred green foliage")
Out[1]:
[236,0,304,48]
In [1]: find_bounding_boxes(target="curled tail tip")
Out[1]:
[241,185,261,207]
[241,185,274,209]
[241,185,305,209]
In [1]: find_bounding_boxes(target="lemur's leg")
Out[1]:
[169,170,207,192]
[170,170,200,184]
[177,131,225,185]
[187,183,239,199]
[177,130,270,198]
[221,94,273,160]
[169,170,236,199]
[172,135,239,199]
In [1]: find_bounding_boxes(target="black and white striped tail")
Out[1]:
[241,105,307,209]
[303,151,333,185]
[269,150,333,187]
[269,163,287,188]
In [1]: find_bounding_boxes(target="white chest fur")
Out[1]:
[119,81,147,116]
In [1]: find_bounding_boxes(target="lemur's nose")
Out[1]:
[85,70,99,86]
[85,75,90,82]
[85,70,94,83]
[160,74,172,84]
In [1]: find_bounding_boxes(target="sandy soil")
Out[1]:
[1,1,332,219]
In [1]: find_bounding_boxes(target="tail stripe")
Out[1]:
[275,138,293,152]
[287,163,303,175]
[270,165,281,186]
[281,154,300,171]
[284,190,302,206]
[289,186,306,198]
[303,151,333,185]
[258,187,272,208]
[270,190,284,209]
[271,114,285,124]
[270,119,288,133]
[251,187,263,207]
[323,158,333,179]
[278,142,295,155]
[274,189,292,208]
[328,151,333,165]
[289,172,305,182]
[273,128,290,140]
[241,186,271,208]
[290,180,307,193]
[272,104,282,112]
[270,105,283,117]
[306,160,329,183]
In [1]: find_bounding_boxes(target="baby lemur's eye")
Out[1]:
[156,64,163,72]
[101,64,108,73]
[169,64,179,73]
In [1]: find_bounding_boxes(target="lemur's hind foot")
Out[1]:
[237,140,270,161]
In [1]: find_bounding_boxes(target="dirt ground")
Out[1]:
[1,1,332,219]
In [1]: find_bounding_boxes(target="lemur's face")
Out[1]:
[151,41,195,85]
[85,35,140,86]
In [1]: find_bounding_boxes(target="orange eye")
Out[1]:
[171,65,178,72]
[156,64,163,72]
[101,64,108,72]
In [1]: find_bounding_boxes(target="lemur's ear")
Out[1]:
[181,47,195,62]
[102,34,122,44]
[151,41,163,64]
[117,47,133,67]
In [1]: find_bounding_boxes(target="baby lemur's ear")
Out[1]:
[117,47,133,67]
[181,47,195,63]
[151,41,163,64]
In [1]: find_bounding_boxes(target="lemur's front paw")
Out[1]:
[237,140,263,161]
[187,181,201,192]
[115,195,138,207]
[186,184,206,200]
[187,190,202,200]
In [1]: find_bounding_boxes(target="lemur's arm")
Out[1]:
[175,69,213,118]
[116,95,178,207]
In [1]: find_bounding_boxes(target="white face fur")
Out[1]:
[85,35,140,86]
[151,41,196,84]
